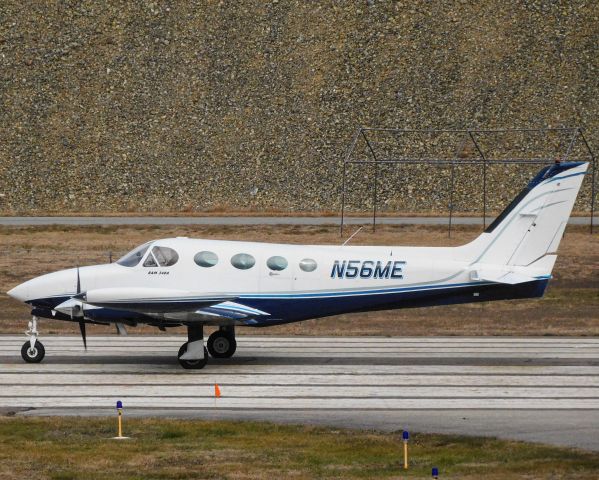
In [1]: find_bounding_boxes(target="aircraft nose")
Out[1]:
[6,268,81,304]
[6,264,114,306]
[7,282,28,302]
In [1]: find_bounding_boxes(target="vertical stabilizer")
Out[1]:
[459,162,588,273]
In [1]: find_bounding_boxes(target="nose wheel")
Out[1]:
[21,340,45,363]
[207,328,237,358]
[21,316,45,363]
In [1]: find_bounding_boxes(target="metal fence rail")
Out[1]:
[339,127,596,236]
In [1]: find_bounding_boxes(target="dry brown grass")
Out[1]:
[0,224,597,336]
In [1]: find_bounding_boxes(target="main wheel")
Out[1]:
[177,342,208,369]
[21,340,45,363]
[207,330,237,358]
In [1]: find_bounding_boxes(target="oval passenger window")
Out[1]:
[194,251,218,268]
[299,258,317,272]
[267,256,288,271]
[231,253,256,270]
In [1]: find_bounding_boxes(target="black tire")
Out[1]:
[207,331,237,359]
[21,340,45,363]
[177,342,208,369]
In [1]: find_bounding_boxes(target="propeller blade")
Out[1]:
[79,320,87,350]
[76,266,81,295]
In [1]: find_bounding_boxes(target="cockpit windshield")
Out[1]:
[143,246,179,267]
[116,242,153,267]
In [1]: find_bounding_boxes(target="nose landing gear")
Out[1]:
[21,316,45,363]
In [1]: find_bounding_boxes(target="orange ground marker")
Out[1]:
[215,383,221,398]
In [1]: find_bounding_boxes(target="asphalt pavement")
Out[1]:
[0,335,598,451]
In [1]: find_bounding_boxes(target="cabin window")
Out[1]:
[117,242,152,267]
[143,246,179,267]
[194,251,218,268]
[143,253,158,267]
[299,258,317,272]
[267,256,288,271]
[231,253,255,270]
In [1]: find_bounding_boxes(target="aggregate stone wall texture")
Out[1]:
[0,1,597,215]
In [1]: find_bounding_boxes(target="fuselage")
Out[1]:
[8,237,549,327]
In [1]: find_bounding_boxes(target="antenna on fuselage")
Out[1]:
[342,226,363,246]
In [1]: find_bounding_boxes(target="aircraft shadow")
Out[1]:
[0,355,596,367]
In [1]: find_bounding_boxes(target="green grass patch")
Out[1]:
[0,417,596,479]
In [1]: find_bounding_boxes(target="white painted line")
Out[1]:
[0,373,595,386]
[3,385,598,398]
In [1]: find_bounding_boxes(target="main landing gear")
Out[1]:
[207,327,237,359]
[177,325,237,369]
[178,324,208,369]
[21,316,45,363]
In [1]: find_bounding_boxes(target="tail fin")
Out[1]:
[460,162,588,276]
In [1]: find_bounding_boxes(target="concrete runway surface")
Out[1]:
[0,216,596,226]
[0,335,598,450]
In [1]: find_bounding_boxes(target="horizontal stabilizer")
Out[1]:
[471,267,538,285]
[480,270,537,285]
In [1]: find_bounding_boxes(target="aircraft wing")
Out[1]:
[79,288,237,314]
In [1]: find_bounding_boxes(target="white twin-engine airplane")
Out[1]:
[7,161,589,369]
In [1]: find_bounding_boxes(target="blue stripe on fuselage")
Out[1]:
[27,278,550,327]
[238,278,550,325]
